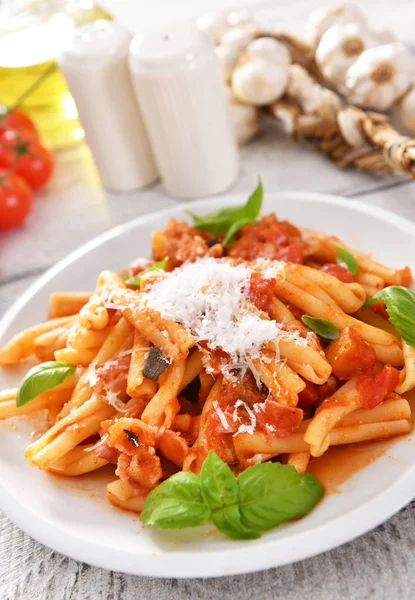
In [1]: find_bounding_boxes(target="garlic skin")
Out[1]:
[307,3,367,48]
[345,43,413,111]
[245,37,291,67]
[196,12,229,45]
[400,86,415,133]
[225,86,259,145]
[232,58,289,106]
[316,23,377,89]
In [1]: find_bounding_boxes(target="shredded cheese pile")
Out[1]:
[143,258,282,366]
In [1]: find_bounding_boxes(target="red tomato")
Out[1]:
[320,263,354,283]
[356,364,400,409]
[0,109,38,138]
[325,326,376,380]
[247,272,276,313]
[0,129,54,189]
[0,171,32,229]
[369,300,389,321]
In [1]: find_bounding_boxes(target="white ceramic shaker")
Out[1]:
[58,20,158,192]
[129,24,239,199]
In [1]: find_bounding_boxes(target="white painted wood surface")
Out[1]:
[0,1,414,598]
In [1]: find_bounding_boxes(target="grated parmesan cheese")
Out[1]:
[212,400,230,430]
[143,257,281,371]
[233,399,257,436]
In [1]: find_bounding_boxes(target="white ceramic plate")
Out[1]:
[0,192,414,578]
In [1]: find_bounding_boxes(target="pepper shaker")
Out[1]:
[129,24,238,199]
[59,20,158,192]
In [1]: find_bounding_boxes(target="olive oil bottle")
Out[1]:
[0,1,111,149]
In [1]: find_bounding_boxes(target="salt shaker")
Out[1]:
[129,24,238,199]
[58,20,158,192]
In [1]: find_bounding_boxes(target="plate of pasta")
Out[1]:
[0,184,414,578]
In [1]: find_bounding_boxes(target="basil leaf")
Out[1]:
[212,504,260,540]
[301,315,340,340]
[200,450,239,510]
[186,178,263,237]
[222,217,252,246]
[141,472,211,529]
[363,286,415,348]
[126,257,168,287]
[238,463,323,531]
[16,361,76,407]
[333,245,358,275]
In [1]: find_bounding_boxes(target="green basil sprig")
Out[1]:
[364,286,415,348]
[301,315,340,340]
[141,451,323,540]
[186,178,263,245]
[16,361,76,407]
[126,257,168,288]
[333,245,358,275]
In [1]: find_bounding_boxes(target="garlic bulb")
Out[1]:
[316,23,377,89]
[287,64,342,119]
[337,108,367,147]
[227,8,257,31]
[230,37,291,106]
[245,37,291,67]
[225,86,259,145]
[399,86,415,133]
[307,3,367,47]
[232,58,289,106]
[215,43,242,83]
[345,43,413,111]
[221,26,255,52]
[373,28,398,45]
[196,12,229,45]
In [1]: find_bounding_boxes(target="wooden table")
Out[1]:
[0,1,414,598]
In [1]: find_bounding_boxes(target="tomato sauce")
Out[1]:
[308,439,394,494]
[228,215,304,263]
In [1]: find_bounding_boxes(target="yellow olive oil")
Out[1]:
[0,3,111,149]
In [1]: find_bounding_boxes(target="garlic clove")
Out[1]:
[399,86,415,133]
[232,58,289,106]
[246,37,291,67]
[215,43,242,83]
[345,42,413,111]
[307,2,367,48]
[315,23,378,90]
[196,12,229,45]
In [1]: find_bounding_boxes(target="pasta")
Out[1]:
[0,206,413,531]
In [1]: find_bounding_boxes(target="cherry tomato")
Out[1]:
[0,171,32,229]
[0,109,38,138]
[0,129,54,189]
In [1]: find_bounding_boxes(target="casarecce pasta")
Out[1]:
[0,204,413,528]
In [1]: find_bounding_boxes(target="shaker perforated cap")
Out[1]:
[59,19,131,68]
[129,23,213,73]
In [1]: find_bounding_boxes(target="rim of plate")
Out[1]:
[0,190,415,578]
